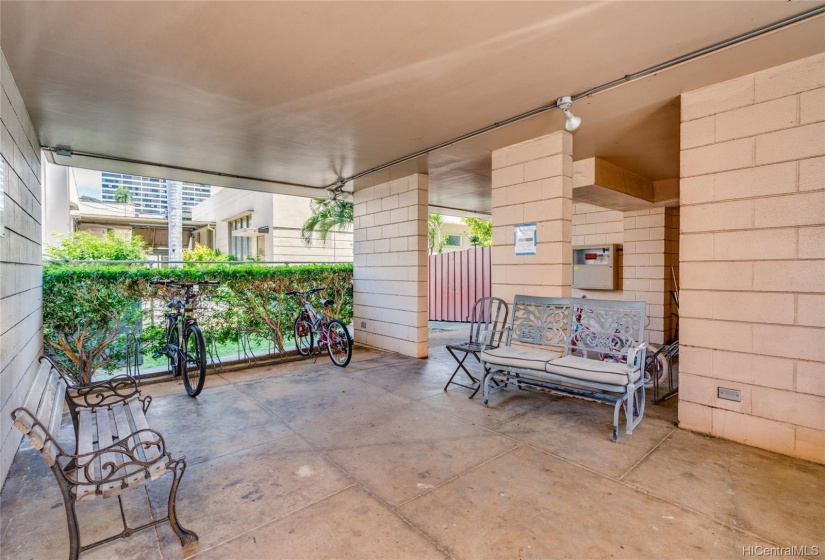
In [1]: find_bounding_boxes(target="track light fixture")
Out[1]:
[556,96,581,132]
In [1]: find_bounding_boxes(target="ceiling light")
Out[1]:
[556,96,581,132]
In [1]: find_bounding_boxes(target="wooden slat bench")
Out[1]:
[480,296,647,442]
[10,357,198,559]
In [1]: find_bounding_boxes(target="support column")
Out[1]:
[491,131,573,302]
[167,180,183,265]
[353,174,428,358]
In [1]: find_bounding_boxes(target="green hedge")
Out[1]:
[43,262,353,384]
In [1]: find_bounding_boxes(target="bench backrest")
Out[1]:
[11,358,68,466]
[508,295,570,351]
[565,298,646,363]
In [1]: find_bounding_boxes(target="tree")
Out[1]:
[461,217,492,246]
[427,214,448,255]
[113,185,133,203]
[301,199,353,246]
[46,231,148,261]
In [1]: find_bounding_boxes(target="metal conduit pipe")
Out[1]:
[336,4,825,189]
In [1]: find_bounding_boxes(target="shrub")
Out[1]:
[43,262,353,384]
[182,243,235,261]
[46,231,148,261]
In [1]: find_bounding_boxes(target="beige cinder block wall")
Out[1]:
[353,174,428,358]
[572,203,624,300]
[623,207,680,344]
[491,131,573,301]
[679,53,824,463]
[0,51,43,486]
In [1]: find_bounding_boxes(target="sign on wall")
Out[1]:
[514,222,536,256]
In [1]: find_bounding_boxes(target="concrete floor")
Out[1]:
[2,328,823,559]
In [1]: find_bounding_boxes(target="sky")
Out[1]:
[71,168,103,199]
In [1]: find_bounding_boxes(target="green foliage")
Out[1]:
[182,243,235,262]
[46,231,148,261]
[461,217,492,247]
[113,185,133,203]
[301,199,353,246]
[427,214,448,255]
[43,262,353,384]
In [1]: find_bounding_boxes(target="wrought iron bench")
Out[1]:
[10,357,198,559]
[480,297,647,442]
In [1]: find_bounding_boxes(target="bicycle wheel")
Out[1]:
[326,319,352,367]
[182,323,206,397]
[294,316,314,357]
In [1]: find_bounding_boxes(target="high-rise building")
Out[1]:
[100,172,211,219]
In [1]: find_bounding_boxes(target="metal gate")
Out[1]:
[428,246,491,322]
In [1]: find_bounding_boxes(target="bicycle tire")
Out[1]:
[326,319,352,367]
[168,316,182,377]
[294,316,314,357]
[182,323,206,397]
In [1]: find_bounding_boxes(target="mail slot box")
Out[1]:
[572,244,621,290]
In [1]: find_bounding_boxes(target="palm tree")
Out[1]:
[301,198,354,246]
[428,214,447,255]
[113,185,133,203]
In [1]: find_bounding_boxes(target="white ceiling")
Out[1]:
[2,1,824,213]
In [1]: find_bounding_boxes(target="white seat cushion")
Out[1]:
[544,355,640,386]
[482,346,562,370]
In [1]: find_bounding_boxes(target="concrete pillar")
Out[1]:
[678,52,825,463]
[352,173,428,358]
[167,180,183,265]
[43,162,72,249]
[490,131,573,302]
[622,207,680,345]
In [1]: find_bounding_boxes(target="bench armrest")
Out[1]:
[627,342,647,371]
[63,428,169,485]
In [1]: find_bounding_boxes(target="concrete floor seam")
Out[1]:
[233,378,455,558]
[617,427,679,482]
[317,450,456,560]
[185,484,358,560]
[391,442,526,511]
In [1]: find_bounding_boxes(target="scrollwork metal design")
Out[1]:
[569,303,644,363]
[511,300,569,347]
[63,428,170,487]
[68,376,141,408]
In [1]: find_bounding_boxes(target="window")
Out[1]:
[445,235,462,247]
[229,215,252,260]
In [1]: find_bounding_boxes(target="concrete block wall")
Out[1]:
[491,131,573,302]
[353,174,428,358]
[572,202,624,300]
[623,207,680,344]
[679,53,825,463]
[0,51,43,486]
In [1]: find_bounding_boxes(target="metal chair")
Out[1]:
[443,296,509,398]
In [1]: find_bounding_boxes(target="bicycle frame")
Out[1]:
[298,300,332,347]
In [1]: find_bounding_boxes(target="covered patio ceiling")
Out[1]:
[2,1,824,214]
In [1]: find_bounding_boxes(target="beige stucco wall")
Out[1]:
[679,53,824,463]
[491,131,573,301]
[0,51,43,485]
[271,194,353,263]
[353,174,428,358]
[192,189,352,262]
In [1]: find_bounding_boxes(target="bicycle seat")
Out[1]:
[167,300,184,309]
[321,299,335,308]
